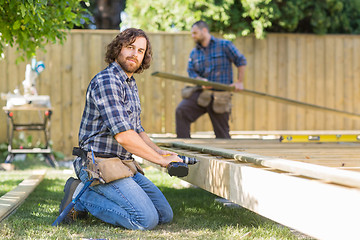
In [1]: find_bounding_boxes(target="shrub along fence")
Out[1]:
[1,30,360,155]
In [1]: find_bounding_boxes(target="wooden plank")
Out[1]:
[324,36,336,129]
[71,33,83,148]
[305,35,316,129]
[343,37,353,129]
[266,35,278,130]
[163,34,175,133]
[286,35,297,130]
[0,170,46,222]
[61,34,73,156]
[243,36,255,130]
[48,43,63,152]
[277,36,287,129]
[80,32,90,96]
[315,36,325,129]
[354,37,360,129]
[152,71,360,120]
[144,34,164,132]
[334,37,345,129]
[89,34,103,81]
[296,36,306,129]
[253,38,267,130]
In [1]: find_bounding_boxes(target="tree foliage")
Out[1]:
[123,0,360,39]
[0,0,89,62]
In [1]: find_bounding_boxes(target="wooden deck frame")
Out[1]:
[145,140,360,240]
[169,141,360,188]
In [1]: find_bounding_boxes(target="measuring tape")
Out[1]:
[280,134,360,143]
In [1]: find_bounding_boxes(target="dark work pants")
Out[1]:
[175,90,230,139]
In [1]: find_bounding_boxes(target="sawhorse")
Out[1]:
[3,106,58,168]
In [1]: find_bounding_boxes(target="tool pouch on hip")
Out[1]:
[181,86,199,99]
[85,152,144,185]
[197,90,212,107]
[212,91,232,114]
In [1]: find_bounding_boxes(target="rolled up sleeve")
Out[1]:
[225,41,247,67]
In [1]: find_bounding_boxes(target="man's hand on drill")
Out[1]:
[162,155,183,168]
[157,149,176,157]
[157,149,182,168]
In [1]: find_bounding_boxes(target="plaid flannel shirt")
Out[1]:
[187,36,247,85]
[74,61,144,176]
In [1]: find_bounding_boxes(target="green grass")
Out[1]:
[0,157,311,240]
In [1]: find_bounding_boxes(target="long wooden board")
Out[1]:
[152,71,360,120]
[0,170,46,222]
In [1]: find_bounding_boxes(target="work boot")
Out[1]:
[59,177,87,223]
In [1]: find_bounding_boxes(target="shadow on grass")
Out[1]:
[163,186,264,230]
[5,177,265,231]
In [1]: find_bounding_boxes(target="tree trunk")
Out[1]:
[94,0,125,29]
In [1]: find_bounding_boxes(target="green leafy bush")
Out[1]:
[124,0,360,39]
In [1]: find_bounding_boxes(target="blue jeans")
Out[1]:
[75,168,173,230]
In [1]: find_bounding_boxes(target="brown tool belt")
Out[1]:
[73,147,144,186]
[181,86,201,99]
[212,91,232,114]
[180,86,232,114]
[197,90,232,114]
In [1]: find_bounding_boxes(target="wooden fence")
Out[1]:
[1,30,360,155]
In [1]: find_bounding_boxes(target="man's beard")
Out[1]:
[194,36,204,45]
[117,56,141,74]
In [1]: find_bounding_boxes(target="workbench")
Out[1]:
[3,105,58,168]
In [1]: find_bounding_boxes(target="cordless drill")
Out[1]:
[166,155,198,177]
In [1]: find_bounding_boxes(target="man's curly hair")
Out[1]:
[105,28,152,74]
